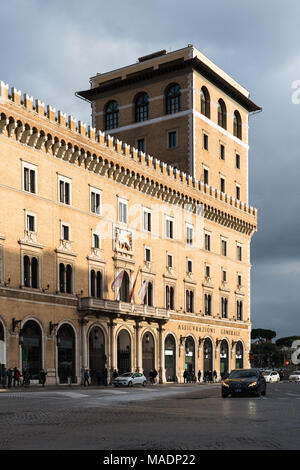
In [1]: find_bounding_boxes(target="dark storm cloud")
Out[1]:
[0,0,299,338]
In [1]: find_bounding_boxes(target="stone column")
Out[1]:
[197,338,204,382]
[107,318,117,383]
[79,318,88,371]
[215,340,221,381]
[134,321,141,372]
[178,337,185,384]
[157,322,165,384]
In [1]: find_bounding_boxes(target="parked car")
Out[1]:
[221,368,266,397]
[261,370,280,383]
[113,372,147,387]
[289,371,300,382]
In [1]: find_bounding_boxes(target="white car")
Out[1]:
[262,370,280,383]
[113,372,147,387]
[289,371,300,382]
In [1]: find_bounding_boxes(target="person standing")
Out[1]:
[183,369,188,384]
[1,367,7,389]
[83,369,90,386]
[197,370,201,383]
[40,369,47,387]
[152,368,158,384]
[213,370,218,383]
[7,368,13,388]
[13,367,20,387]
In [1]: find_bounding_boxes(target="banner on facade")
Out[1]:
[111,269,125,295]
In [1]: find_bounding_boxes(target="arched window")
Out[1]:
[90,270,102,298]
[218,99,227,129]
[233,110,242,139]
[24,255,30,287]
[23,255,39,288]
[104,100,119,130]
[221,297,228,318]
[120,271,129,302]
[135,92,149,122]
[22,320,42,380]
[186,290,194,313]
[205,293,212,315]
[166,84,181,114]
[144,281,153,306]
[66,265,72,294]
[170,286,175,310]
[200,86,210,118]
[59,263,73,294]
[237,300,243,320]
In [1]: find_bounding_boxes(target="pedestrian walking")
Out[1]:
[7,368,13,388]
[83,369,90,386]
[23,369,30,387]
[213,370,218,383]
[13,367,20,387]
[152,368,158,384]
[183,369,188,384]
[1,367,7,389]
[40,369,47,387]
[197,370,201,383]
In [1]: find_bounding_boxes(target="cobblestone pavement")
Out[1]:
[0,382,299,450]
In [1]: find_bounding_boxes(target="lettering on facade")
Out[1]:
[178,324,241,337]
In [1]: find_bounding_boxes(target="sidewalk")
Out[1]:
[0,381,220,393]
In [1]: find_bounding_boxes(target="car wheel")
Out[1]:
[222,393,229,398]
[128,381,133,387]
[142,381,146,387]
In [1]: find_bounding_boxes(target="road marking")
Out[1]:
[51,392,90,399]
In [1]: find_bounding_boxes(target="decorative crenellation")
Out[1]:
[0,80,257,234]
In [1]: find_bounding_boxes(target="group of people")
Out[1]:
[1,367,48,388]
[83,367,109,386]
[148,368,158,384]
[183,369,219,383]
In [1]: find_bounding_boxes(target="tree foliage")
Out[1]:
[251,328,276,342]
[275,336,300,348]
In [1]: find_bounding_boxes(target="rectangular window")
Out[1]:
[221,239,227,256]
[26,214,35,232]
[205,265,210,278]
[220,144,225,160]
[203,133,208,150]
[237,244,242,261]
[237,274,242,286]
[220,177,226,194]
[137,138,145,153]
[93,233,100,249]
[203,168,209,185]
[167,254,173,268]
[236,185,241,201]
[22,161,37,194]
[187,259,193,273]
[168,131,177,148]
[185,223,193,246]
[118,198,128,224]
[143,208,152,232]
[166,217,174,239]
[62,224,70,241]
[205,232,211,251]
[90,187,102,215]
[222,270,227,282]
[236,153,240,169]
[58,175,71,205]
[145,247,151,262]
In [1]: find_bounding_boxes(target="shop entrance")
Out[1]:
[89,327,105,384]
[165,334,176,382]
[142,332,155,379]
[117,329,131,374]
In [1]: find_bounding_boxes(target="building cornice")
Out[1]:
[0,85,257,236]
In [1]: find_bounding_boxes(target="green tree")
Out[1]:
[251,328,276,342]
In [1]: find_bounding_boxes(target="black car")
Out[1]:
[221,368,266,398]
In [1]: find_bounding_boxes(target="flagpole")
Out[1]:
[129,265,141,304]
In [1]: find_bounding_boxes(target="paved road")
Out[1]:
[0,382,299,450]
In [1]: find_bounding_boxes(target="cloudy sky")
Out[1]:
[1,0,299,339]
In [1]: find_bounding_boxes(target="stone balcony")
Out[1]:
[78,297,170,322]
